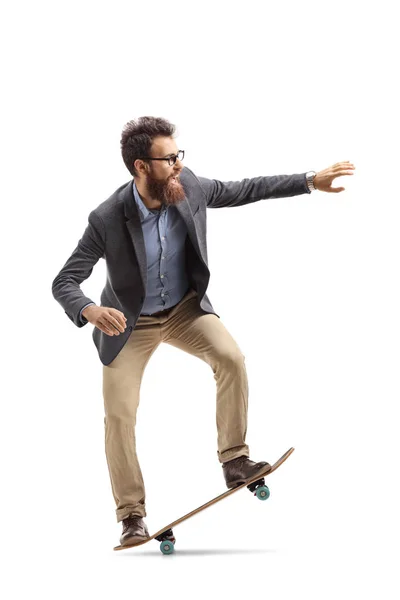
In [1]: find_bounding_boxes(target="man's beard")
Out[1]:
[145,171,186,207]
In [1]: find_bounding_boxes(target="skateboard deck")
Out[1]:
[113,446,294,554]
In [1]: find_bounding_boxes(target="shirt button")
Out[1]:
[161,293,164,297]
[161,275,164,279]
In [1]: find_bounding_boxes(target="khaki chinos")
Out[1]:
[102,287,250,522]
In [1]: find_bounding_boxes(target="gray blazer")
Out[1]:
[51,165,311,365]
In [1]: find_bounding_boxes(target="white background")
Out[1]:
[1,0,399,598]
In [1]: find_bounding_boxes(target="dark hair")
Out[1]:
[120,116,176,177]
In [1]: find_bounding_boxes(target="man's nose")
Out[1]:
[175,157,183,170]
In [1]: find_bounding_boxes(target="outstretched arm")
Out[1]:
[196,171,310,209]
[193,160,355,208]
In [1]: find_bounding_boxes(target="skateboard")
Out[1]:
[113,447,294,554]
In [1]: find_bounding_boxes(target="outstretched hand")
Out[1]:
[314,161,356,193]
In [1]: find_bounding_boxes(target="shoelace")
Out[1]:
[225,455,248,467]
[123,514,141,529]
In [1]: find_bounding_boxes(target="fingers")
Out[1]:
[326,163,355,192]
[334,162,355,171]
[99,320,116,336]
[106,315,127,335]
[98,309,128,336]
[100,322,125,336]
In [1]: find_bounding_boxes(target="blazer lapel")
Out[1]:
[123,181,148,293]
[175,201,203,260]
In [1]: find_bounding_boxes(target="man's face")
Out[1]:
[138,136,186,206]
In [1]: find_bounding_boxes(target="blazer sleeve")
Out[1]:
[79,302,96,324]
[196,172,311,209]
[51,210,105,328]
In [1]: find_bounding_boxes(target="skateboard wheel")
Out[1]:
[160,540,175,555]
[255,485,270,501]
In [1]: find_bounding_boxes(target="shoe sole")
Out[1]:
[226,464,272,489]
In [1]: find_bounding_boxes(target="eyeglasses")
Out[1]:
[138,150,185,167]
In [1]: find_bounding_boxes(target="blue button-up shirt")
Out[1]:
[79,180,191,323]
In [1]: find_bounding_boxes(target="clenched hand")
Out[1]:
[82,305,127,336]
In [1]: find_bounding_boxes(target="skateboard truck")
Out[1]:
[247,477,271,500]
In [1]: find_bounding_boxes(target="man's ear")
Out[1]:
[134,159,148,175]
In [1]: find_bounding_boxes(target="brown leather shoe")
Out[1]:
[120,514,150,546]
[222,455,272,489]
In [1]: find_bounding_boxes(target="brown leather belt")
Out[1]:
[142,306,174,317]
